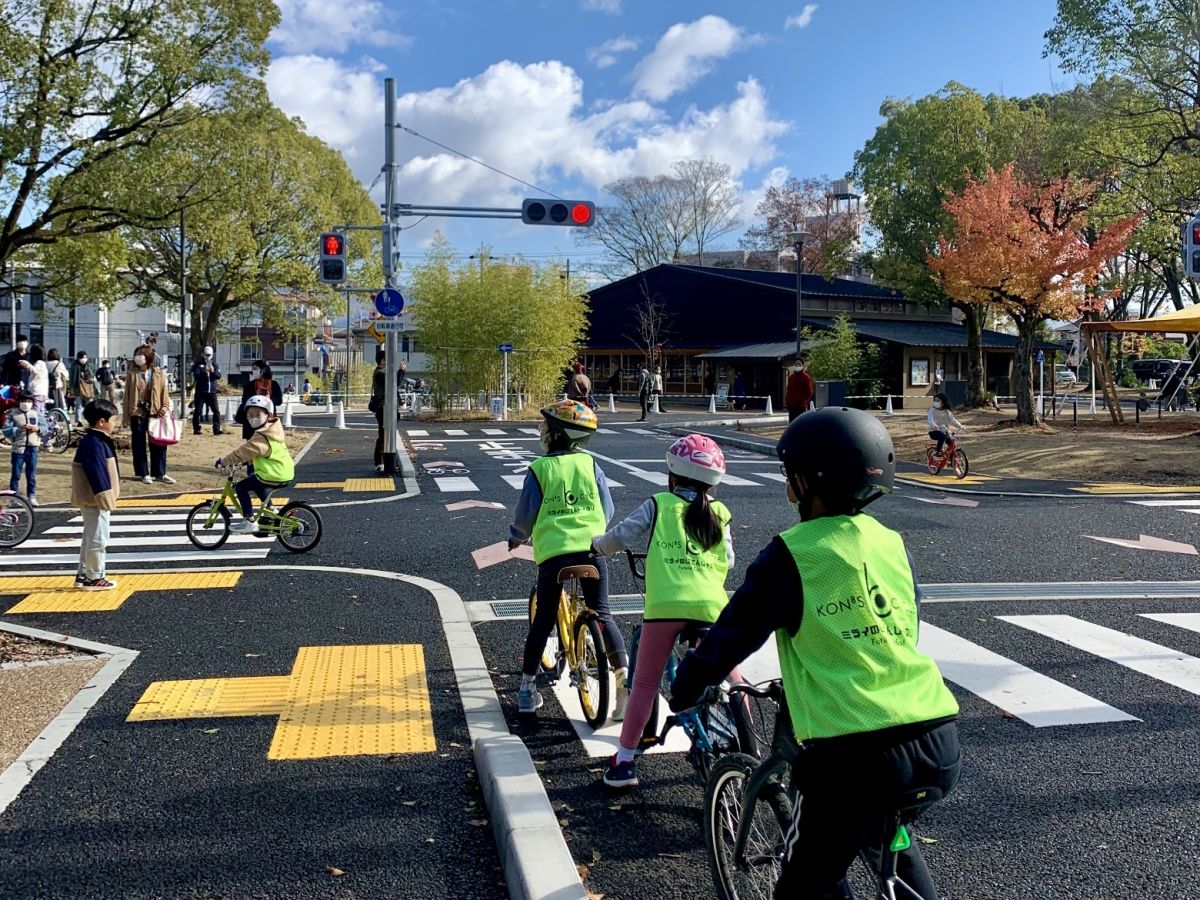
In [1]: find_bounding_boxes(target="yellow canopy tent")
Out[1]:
[1081,306,1200,422]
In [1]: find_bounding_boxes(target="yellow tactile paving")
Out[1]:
[126,644,436,760]
[1072,483,1200,495]
[4,571,242,614]
[295,481,345,489]
[901,473,995,487]
[127,676,292,721]
[115,493,289,508]
[341,477,396,493]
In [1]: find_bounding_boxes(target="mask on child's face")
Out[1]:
[933,400,943,409]
[79,357,87,365]
[19,402,31,412]
[247,413,268,430]
[251,368,262,379]
[134,354,146,367]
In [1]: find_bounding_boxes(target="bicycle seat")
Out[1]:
[558,564,600,583]
[890,786,944,822]
[261,480,292,490]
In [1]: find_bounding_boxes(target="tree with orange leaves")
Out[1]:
[929,164,1138,425]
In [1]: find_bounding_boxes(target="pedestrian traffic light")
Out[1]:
[1182,215,1200,279]
[521,199,595,227]
[319,231,347,284]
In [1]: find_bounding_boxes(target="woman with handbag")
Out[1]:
[123,343,175,485]
[236,360,283,440]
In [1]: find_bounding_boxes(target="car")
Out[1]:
[1130,358,1183,385]
[1054,365,1077,385]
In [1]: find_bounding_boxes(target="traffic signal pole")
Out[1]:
[381,77,401,475]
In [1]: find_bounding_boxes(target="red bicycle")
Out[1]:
[926,432,969,479]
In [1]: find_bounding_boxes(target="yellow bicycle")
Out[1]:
[527,562,610,728]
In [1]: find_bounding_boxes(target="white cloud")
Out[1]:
[587,35,639,69]
[784,4,819,30]
[265,56,788,205]
[631,15,754,102]
[270,0,409,54]
[581,0,622,13]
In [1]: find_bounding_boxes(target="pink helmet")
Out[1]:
[666,434,726,486]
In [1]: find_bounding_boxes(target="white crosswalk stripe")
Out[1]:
[406,429,429,436]
[519,428,540,435]
[434,476,478,492]
[628,428,655,435]
[755,472,789,483]
[482,428,506,435]
[718,473,761,487]
[445,429,468,436]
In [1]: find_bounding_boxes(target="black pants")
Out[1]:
[235,473,271,518]
[374,409,384,466]
[775,720,961,900]
[928,430,949,452]
[129,415,166,478]
[193,391,222,433]
[638,391,649,420]
[523,550,628,677]
[788,408,802,422]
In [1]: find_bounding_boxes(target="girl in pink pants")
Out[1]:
[591,434,738,790]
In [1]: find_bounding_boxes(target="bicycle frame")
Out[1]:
[202,472,291,534]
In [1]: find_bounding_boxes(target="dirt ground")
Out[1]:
[10,425,314,506]
[752,409,1200,485]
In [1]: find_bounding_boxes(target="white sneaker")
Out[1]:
[158,475,177,485]
[28,496,37,507]
[229,518,255,533]
[612,669,630,722]
[140,475,153,484]
[375,464,385,473]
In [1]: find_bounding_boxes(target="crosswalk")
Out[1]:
[1128,498,1200,517]
[2,512,274,568]
[431,468,766,493]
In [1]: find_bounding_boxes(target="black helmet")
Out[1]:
[777,407,895,509]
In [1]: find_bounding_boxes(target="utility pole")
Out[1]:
[179,200,189,416]
[381,77,401,474]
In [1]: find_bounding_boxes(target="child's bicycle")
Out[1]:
[185,466,322,553]
[925,431,968,479]
[527,557,612,728]
[624,550,758,780]
[0,491,34,548]
[1,405,71,454]
[705,680,941,900]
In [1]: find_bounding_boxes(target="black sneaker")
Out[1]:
[78,576,119,591]
[602,754,639,789]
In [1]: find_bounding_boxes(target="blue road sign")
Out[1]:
[1036,350,1045,365]
[498,342,514,353]
[374,288,405,317]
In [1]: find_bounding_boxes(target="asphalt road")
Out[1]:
[3,413,1200,899]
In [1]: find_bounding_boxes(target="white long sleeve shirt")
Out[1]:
[927,405,963,433]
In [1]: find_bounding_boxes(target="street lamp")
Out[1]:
[786,230,813,361]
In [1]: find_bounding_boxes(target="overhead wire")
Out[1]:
[397,124,565,201]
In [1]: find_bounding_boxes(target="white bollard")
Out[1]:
[1089,393,1096,415]
[808,400,816,411]
[708,393,716,415]
[334,401,346,430]
[224,397,235,418]
[608,392,616,413]
[563,392,569,402]
[652,394,661,415]
[765,395,774,416]
[324,395,333,414]
[885,394,894,417]
[283,402,293,429]
[413,394,422,418]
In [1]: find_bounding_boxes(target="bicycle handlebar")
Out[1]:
[727,679,784,701]
[625,550,647,581]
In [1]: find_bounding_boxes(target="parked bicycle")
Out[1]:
[0,491,34,548]
[2,405,72,454]
[705,680,941,900]
[185,466,322,553]
[527,557,611,728]
[925,431,968,479]
[624,550,757,780]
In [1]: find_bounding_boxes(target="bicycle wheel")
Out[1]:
[0,493,34,548]
[925,448,940,475]
[528,587,566,680]
[952,449,969,479]
[276,501,322,553]
[705,753,794,900]
[185,501,230,550]
[45,409,71,453]
[574,615,609,729]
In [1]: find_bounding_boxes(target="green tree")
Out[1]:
[802,315,860,382]
[0,0,277,283]
[411,236,589,411]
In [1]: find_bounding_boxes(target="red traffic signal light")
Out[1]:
[1191,223,1200,245]
[521,199,595,227]
[570,203,592,225]
[321,232,346,257]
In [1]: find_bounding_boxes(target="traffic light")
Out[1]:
[1182,215,1200,279]
[319,231,347,284]
[521,199,595,227]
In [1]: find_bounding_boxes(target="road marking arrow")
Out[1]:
[907,496,980,508]
[1084,534,1198,555]
[423,460,463,468]
[445,500,506,511]
[471,541,534,569]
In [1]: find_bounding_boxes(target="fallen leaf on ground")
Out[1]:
[424,838,435,844]
[590,849,602,864]
[325,866,346,877]
[244,653,261,658]
[916,836,938,845]
[468,819,488,827]
[657,853,684,859]
[402,800,418,807]
[201,728,219,734]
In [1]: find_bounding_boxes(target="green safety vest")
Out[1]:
[644,492,731,622]
[254,437,295,484]
[776,514,958,742]
[529,452,606,564]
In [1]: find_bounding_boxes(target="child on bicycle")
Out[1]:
[671,407,961,900]
[927,391,964,455]
[508,399,628,716]
[214,396,294,533]
[7,391,40,505]
[591,433,740,789]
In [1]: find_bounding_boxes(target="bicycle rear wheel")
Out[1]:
[277,501,322,552]
[704,753,793,900]
[185,501,230,550]
[528,587,566,680]
[952,448,969,479]
[574,615,609,729]
[45,409,71,454]
[0,493,34,548]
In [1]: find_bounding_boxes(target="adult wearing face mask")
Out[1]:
[191,346,225,436]
[19,345,49,416]
[785,359,815,421]
[123,343,174,485]
[69,351,96,426]
[236,360,283,440]
[45,348,68,411]
[2,336,29,389]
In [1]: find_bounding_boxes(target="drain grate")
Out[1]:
[490,596,645,619]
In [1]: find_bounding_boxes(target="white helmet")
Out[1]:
[245,395,274,416]
[665,434,726,486]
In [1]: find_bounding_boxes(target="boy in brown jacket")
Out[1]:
[72,399,120,590]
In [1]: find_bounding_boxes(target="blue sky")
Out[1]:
[264,1,1075,276]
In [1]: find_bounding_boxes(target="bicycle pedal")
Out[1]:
[252,530,272,539]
